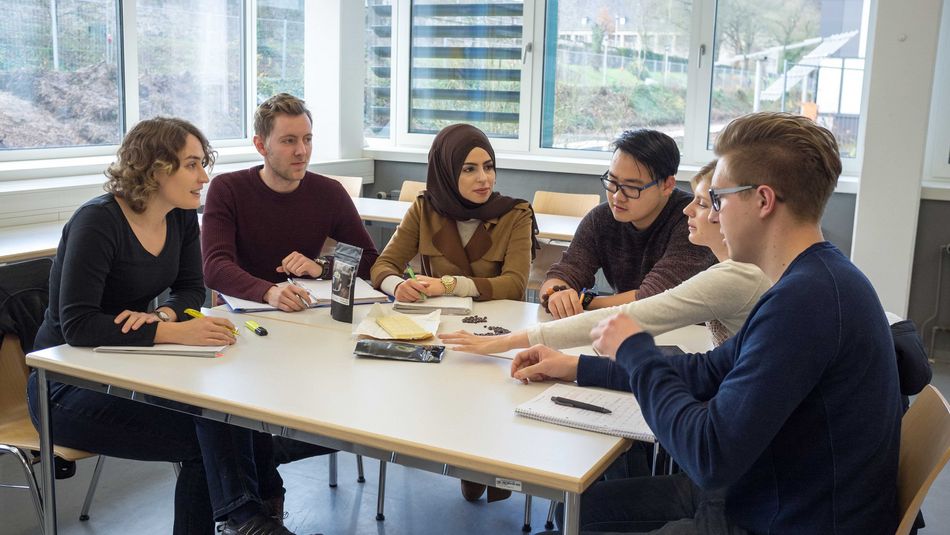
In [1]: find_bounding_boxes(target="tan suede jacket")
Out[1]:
[370,197,533,301]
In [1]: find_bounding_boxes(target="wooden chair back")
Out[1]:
[325,174,363,197]
[398,180,426,202]
[896,384,950,535]
[531,191,601,217]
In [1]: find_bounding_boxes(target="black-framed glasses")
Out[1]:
[708,185,758,211]
[600,172,662,200]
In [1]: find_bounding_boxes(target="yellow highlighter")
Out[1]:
[184,308,240,336]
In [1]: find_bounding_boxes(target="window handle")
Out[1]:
[698,44,707,68]
[523,42,533,64]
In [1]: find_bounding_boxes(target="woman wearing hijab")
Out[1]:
[371,123,537,304]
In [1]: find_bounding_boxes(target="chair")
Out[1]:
[398,180,426,202]
[896,384,950,535]
[324,174,363,198]
[526,191,602,297]
[0,258,105,532]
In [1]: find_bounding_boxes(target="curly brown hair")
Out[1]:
[104,117,215,213]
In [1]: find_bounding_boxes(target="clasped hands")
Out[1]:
[114,309,236,346]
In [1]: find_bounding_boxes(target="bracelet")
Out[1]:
[541,285,570,313]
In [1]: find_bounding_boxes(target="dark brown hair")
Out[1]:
[714,112,841,222]
[104,117,214,213]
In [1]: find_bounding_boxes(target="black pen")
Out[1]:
[551,396,612,414]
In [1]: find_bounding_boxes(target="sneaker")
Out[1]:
[219,513,295,535]
[263,495,287,525]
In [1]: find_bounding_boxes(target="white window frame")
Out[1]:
[367,0,870,177]
[926,0,950,182]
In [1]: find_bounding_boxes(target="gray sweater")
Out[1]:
[544,188,716,299]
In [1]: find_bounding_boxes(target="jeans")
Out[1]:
[27,372,285,531]
[549,472,748,535]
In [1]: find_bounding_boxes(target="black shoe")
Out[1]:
[220,514,295,535]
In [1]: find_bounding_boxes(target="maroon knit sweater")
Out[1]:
[545,188,716,299]
[201,166,379,302]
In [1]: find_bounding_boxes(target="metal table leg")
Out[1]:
[562,491,580,535]
[38,369,57,535]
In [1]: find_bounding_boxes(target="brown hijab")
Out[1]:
[422,123,539,257]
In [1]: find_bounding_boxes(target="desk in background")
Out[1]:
[0,197,583,264]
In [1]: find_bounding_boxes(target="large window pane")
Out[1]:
[409,0,524,138]
[0,0,121,150]
[541,0,692,152]
[709,0,867,158]
[138,0,243,140]
[257,0,305,103]
[365,0,392,139]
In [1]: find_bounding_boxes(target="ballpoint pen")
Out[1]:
[551,396,612,414]
[405,266,427,301]
[286,278,312,308]
[183,308,240,336]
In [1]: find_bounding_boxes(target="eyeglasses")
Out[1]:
[708,185,758,211]
[600,172,662,200]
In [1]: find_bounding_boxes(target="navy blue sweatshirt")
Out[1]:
[35,194,205,349]
[610,242,902,534]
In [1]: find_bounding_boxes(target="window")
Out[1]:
[709,0,868,159]
[365,0,392,139]
[0,0,121,150]
[408,0,525,138]
[540,0,693,152]
[1,0,308,159]
[368,1,873,172]
[257,0,305,103]
[137,0,244,141]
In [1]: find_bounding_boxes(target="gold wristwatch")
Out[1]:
[440,275,457,295]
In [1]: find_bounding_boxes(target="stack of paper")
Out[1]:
[94,344,228,358]
[220,278,389,312]
[515,383,655,442]
[393,295,473,315]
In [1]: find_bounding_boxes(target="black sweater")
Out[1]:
[35,194,205,349]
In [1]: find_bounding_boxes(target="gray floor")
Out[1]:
[4,362,950,535]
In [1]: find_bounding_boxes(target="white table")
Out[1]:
[0,197,583,264]
[354,196,583,241]
[33,301,703,534]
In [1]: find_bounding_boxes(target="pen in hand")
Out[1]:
[286,278,312,308]
[551,396,612,414]
[183,308,240,336]
[405,266,427,301]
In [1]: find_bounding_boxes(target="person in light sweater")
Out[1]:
[441,160,771,357]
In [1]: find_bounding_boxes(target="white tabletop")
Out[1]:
[354,196,582,241]
[0,197,583,264]
[27,305,630,494]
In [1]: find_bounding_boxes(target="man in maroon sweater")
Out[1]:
[202,93,379,311]
[541,129,716,319]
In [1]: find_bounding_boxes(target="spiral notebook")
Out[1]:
[515,383,655,442]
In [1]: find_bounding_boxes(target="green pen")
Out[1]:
[405,266,428,301]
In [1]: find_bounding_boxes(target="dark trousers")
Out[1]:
[27,372,284,532]
[551,472,747,535]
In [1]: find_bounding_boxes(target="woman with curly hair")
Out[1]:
[27,117,295,534]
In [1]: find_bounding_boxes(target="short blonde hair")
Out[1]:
[714,112,840,222]
[254,93,312,141]
[104,117,214,213]
[690,159,718,190]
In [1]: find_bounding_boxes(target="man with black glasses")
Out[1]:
[541,129,716,318]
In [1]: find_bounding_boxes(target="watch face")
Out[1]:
[156,310,170,322]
